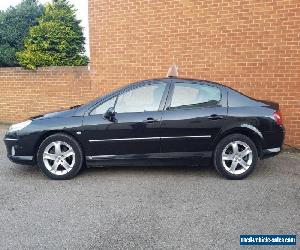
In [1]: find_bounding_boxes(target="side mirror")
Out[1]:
[104,107,116,121]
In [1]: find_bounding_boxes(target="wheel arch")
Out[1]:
[33,130,85,162]
[213,126,264,158]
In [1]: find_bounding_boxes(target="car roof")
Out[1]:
[148,77,227,88]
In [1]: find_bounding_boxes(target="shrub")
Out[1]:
[17,0,88,69]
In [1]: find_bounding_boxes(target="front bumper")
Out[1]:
[4,137,35,165]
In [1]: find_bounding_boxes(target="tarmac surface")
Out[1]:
[0,125,299,249]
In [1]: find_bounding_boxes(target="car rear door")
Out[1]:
[160,79,228,157]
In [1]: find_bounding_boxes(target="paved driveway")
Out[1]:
[0,125,299,249]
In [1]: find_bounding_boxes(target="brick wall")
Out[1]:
[0,0,299,148]
[88,0,300,148]
[0,67,94,121]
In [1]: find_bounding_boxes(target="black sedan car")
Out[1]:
[4,78,284,180]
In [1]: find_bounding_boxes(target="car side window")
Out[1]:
[115,83,167,113]
[170,82,221,109]
[90,97,117,115]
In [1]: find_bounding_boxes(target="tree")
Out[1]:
[0,0,43,66]
[17,0,88,69]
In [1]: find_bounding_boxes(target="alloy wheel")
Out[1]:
[43,141,75,176]
[221,140,253,175]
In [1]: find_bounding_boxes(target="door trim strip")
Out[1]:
[89,137,160,142]
[161,135,211,139]
[88,135,211,142]
[4,138,18,141]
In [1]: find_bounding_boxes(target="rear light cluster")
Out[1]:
[273,110,283,126]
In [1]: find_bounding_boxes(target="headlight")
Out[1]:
[8,120,32,133]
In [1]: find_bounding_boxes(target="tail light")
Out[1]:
[273,110,283,126]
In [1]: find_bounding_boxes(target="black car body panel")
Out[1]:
[4,78,284,167]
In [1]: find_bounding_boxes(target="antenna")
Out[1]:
[166,64,178,77]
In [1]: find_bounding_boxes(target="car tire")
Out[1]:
[213,133,258,180]
[37,133,84,180]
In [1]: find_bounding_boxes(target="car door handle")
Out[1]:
[143,117,158,123]
[208,114,224,120]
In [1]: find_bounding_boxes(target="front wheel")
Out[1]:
[213,134,258,180]
[37,133,84,180]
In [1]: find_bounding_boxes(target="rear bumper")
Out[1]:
[260,125,284,159]
[262,147,281,159]
[263,126,284,146]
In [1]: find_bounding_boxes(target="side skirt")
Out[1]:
[85,151,212,167]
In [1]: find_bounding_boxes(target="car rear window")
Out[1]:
[170,82,221,109]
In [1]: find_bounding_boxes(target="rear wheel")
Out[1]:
[37,133,83,180]
[213,134,258,179]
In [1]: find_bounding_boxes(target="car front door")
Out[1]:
[82,80,170,159]
[160,79,228,158]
